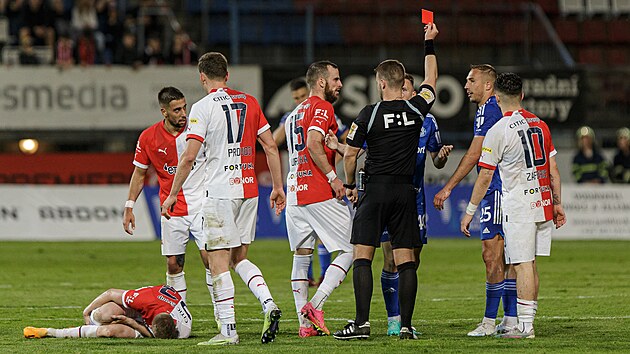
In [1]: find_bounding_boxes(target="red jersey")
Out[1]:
[133,121,205,216]
[122,285,192,338]
[284,96,338,205]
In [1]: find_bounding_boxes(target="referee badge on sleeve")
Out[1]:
[347,123,358,140]
[419,88,435,104]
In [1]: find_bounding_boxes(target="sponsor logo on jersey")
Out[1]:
[314,108,329,119]
[229,176,254,185]
[530,198,552,209]
[157,295,177,307]
[158,147,168,155]
[163,163,177,175]
[230,94,246,100]
[523,185,551,195]
[482,227,490,234]
[297,170,313,177]
[419,88,435,103]
[509,119,527,129]
[417,146,426,154]
[482,146,492,153]
[289,184,309,192]
[227,146,253,157]
[384,112,414,129]
[526,170,547,181]
[212,95,230,102]
[224,163,254,171]
[290,155,308,167]
[347,123,358,140]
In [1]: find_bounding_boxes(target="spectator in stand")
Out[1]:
[96,0,122,64]
[55,31,74,69]
[18,0,55,47]
[168,31,198,65]
[75,28,96,66]
[6,0,25,45]
[18,32,39,65]
[50,0,71,39]
[572,126,609,184]
[114,31,142,68]
[143,36,165,65]
[611,127,630,183]
[71,0,104,62]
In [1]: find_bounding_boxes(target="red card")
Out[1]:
[421,9,434,24]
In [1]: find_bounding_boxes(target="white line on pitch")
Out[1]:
[13,315,630,323]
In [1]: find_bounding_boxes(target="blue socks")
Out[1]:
[317,244,331,278]
[503,278,518,317]
[380,270,400,317]
[484,281,504,319]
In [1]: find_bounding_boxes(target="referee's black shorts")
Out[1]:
[351,176,420,249]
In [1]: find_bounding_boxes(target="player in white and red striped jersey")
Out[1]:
[123,87,213,307]
[24,284,191,339]
[461,73,566,339]
[161,52,285,346]
[284,61,353,338]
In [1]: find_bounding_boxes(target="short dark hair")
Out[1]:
[290,78,308,91]
[198,52,228,80]
[495,72,523,97]
[306,61,338,88]
[152,313,179,339]
[404,73,414,86]
[158,87,184,108]
[374,59,405,89]
[470,64,497,82]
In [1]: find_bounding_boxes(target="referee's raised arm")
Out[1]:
[420,23,439,92]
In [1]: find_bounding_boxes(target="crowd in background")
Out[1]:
[573,126,630,184]
[0,0,198,68]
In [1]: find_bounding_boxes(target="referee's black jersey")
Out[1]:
[346,84,436,176]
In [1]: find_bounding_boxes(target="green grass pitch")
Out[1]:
[2,239,629,353]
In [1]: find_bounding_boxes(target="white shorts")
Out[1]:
[202,197,258,250]
[286,198,352,253]
[503,220,553,264]
[160,214,205,256]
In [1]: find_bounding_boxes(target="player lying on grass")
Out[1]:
[24,285,191,339]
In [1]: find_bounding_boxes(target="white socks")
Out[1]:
[311,251,352,310]
[205,268,218,321]
[235,259,275,313]
[213,271,236,336]
[517,298,538,332]
[291,254,311,327]
[166,271,187,302]
[48,325,98,338]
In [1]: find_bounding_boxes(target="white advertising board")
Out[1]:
[0,185,155,241]
[552,185,630,240]
[0,66,262,129]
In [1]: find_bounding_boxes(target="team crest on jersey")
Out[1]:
[347,123,358,140]
[419,88,435,103]
[420,126,427,137]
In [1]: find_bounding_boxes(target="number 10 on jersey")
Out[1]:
[222,103,248,144]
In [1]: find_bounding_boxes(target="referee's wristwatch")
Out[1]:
[343,183,357,189]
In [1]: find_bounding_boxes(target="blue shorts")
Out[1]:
[380,191,427,245]
[479,189,504,240]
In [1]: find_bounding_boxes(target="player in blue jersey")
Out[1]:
[273,78,349,288]
[325,74,453,335]
[433,64,517,336]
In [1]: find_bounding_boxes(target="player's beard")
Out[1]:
[324,82,338,104]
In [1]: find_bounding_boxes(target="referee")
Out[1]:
[333,23,439,340]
